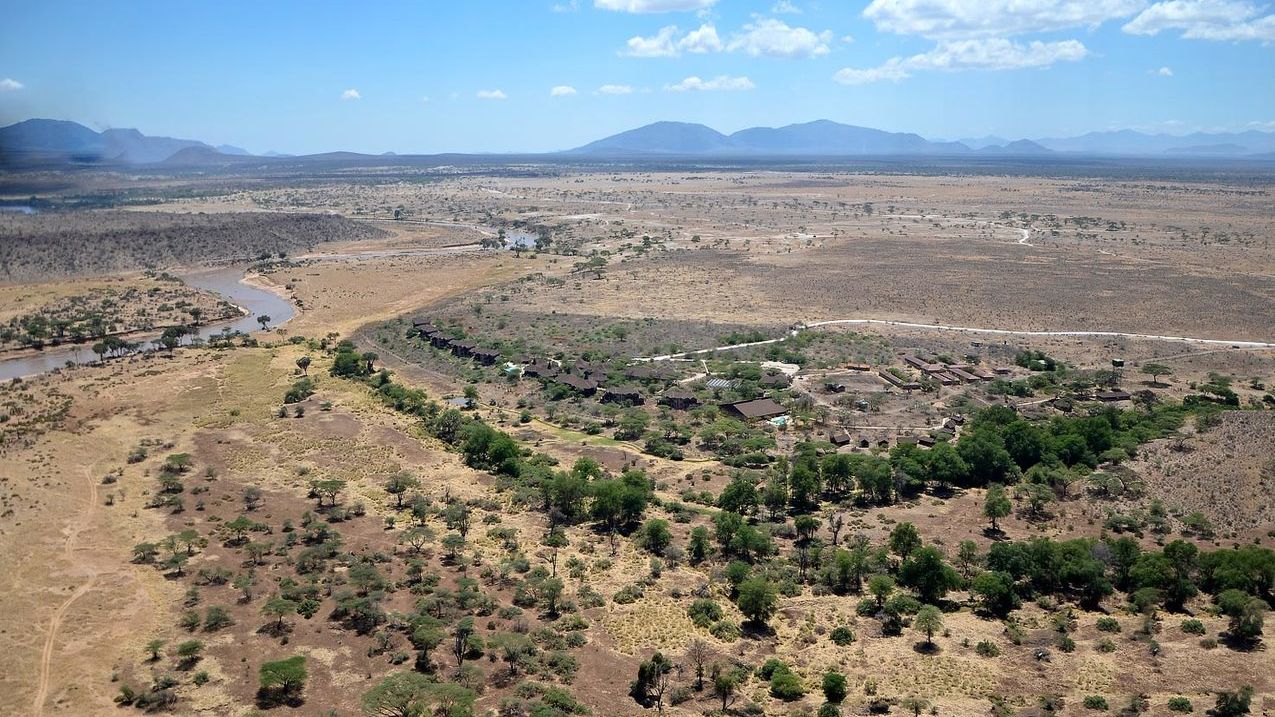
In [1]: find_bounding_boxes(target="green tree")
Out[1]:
[361,671,474,717]
[384,472,420,509]
[970,571,1020,617]
[1217,590,1265,645]
[145,638,165,662]
[713,668,739,711]
[638,519,672,556]
[1140,363,1172,385]
[687,526,711,564]
[717,475,759,515]
[175,639,204,667]
[259,654,307,699]
[630,651,673,709]
[1207,686,1253,717]
[913,604,944,647]
[899,546,960,604]
[984,484,1011,532]
[889,522,922,560]
[311,478,346,508]
[868,574,895,607]
[296,355,311,375]
[540,577,564,617]
[736,576,779,626]
[263,595,298,629]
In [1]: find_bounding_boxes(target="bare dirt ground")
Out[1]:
[0,167,1271,716]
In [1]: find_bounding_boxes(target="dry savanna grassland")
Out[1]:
[0,164,1271,717]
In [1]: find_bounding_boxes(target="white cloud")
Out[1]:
[666,74,757,91]
[681,23,724,52]
[340,88,361,100]
[863,0,1145,39]
[476,89,508,99]
[623,25,681,56]
[772,0,802,13]
[1155,65,1174,75]
[833,61,913,84]
[550,85,578,96]
[727,18,832,58]
[597,84,635,94]
[1123,0,1275,41]
[552,0,580,11]
[0,78,23,91]
[622,23,721,57]
[595,0,716,12]
[834,37,1088,83]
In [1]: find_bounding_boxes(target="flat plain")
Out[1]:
[0,160,1271,717]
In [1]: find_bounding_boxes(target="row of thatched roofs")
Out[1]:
[411,318,706,408]
[410,318,798,420]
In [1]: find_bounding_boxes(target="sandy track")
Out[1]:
[639,318,1275,361]
[31,465,100,716]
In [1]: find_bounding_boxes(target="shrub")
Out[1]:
[830,626,855,646]
[1180,619,1206,635]
[823,671,848,703]
[758,658,787,680]
[1096,637,1116,653]
[283,378,315,404]
[1056,634,1076,653]
[612,584,644,605]
[1084,696,1109,710]
[819,704,843,717]
[975,640,1001,657]
[203,606,233,631]
[1168,697,1193,713]
[1096,617,1121,633]
[709,620,740,641]
[770,667,805,701]
[688,599,723,628]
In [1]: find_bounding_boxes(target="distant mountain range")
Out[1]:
[3,117,1275,164]
[568,120,977,156]
[569,120,1275,157]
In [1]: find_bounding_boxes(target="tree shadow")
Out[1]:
[257,621,293,639]
[255,687,304,709]
[740,621,776,640]
[1221,633,1264,652]
[912,641,941,655]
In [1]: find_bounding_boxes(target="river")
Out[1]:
[0,266,296,381]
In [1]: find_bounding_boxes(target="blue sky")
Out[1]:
[1,0,1273,154]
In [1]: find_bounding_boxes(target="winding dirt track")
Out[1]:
[32,465,100,716]
[640,318,1275,361]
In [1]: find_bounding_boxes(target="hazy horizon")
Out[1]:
[2,0,1274,155]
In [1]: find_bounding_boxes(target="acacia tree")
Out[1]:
[145,639,165,662]
[1140,363,1172,385]
[362,672,430,717]
[296,355,311,375]
[384,472,420,509]
[984,484,1011,532]
[263,596,298,629]
[914,605,944,647]
[310,479,346,508]
[259,655,306,702]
